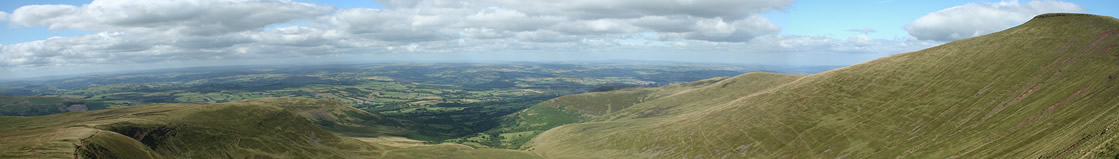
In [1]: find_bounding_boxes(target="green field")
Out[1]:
[0,95,108,116]
[0,63,759,142]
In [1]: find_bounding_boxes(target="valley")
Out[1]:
[0,63,798,145]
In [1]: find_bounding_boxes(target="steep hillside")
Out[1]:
[528,13,1119,158]
[0,95,108,116]
[596,72,805,121]
[0,98,539,158]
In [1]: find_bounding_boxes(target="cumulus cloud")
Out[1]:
[462,8,565,31]
[905,0,1083,41]
[8,0,334,35]
[0,11,8,21]
[847,35,873,47]
[668,16,780,42]
[470,0,792,19]
[320,8,462,42]
[0,0,939,76]
[516,30,579,42]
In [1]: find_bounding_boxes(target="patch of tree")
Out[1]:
[371,95,558,141]
[0,96,107,116]
[64,100,109,110]
[185,76,353,93]
[102,93,178,104]
[341,88,369,95]
[573,68,648,78]
[467,80,517,90]
[0,88,35,96]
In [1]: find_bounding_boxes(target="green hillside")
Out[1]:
[0,98,539,158]
[0,95,108,116]
[526,13,1119,158]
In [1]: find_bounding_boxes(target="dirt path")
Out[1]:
[73,130,100,159]
[1055,134,1090,159]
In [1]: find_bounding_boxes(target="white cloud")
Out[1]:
[0,11,9,21]
[321,8,462,42]
[679,16,779,42]
[631,16,699,33]
[470,0,792,19]
[463,8,565,31]
[461,28,512,39]
[905,0,1083,41]
[848,35,873,47]
[516,30,579,43]
[0,0,940,76]
[8,0,334,35]
[248,26,333,47]
[549,19,641,35]
[377,0,467,9]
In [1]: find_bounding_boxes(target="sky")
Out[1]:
[0,0,1116,79]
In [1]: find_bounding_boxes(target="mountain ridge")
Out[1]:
[526,13,1119,158]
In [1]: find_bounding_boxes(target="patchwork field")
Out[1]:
[0,63,777,142]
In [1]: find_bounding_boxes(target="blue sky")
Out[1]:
[0,0,90,44]
[0,0,1116,79]
[767,0,1119,40]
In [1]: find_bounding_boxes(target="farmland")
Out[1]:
[0,63,772,141]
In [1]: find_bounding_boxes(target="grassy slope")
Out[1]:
[537,76,738,118]
[597,72,806,121]
[0,98,539,158]
[528,13,1119,158]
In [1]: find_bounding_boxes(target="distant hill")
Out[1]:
[0,95,108,116]
[0,98,539,158]
[525,13,1119,158]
